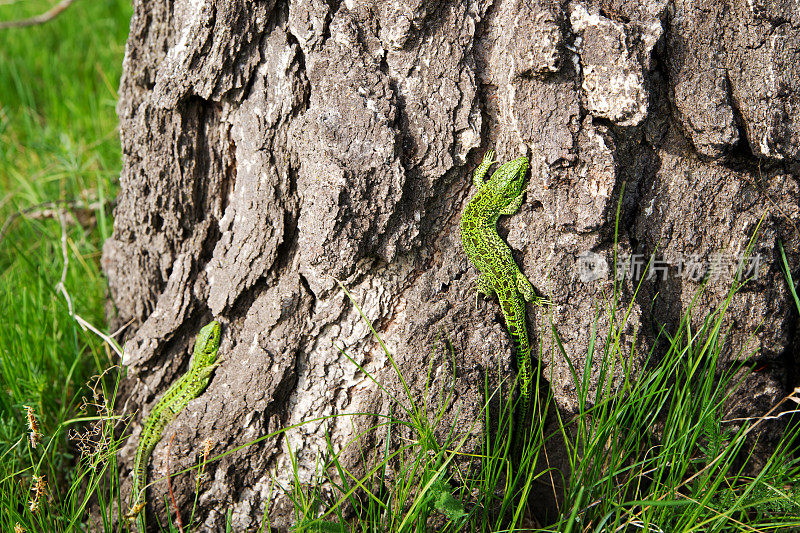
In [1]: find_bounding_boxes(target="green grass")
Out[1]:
[0,1,131,531]
[2,2,800,531]
[281,272,800,532]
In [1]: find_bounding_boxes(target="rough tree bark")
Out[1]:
[103,0,800,529]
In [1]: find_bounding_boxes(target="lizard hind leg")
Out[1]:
[516,271,551,306]
[515,270,535,303]
[472,274,495,308]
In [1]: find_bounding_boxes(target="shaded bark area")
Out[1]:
[104,0,800,528]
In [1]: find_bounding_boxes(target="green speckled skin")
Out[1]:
[130,320,221,533]
[460,151,545,442]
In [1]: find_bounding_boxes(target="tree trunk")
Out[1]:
[103,0,800,529]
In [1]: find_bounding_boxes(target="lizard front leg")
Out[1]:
[500,191,525,215]
[473,150,497,188]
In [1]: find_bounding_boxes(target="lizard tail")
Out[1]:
[513,346,533,456]
[130,444,148,533]
[131,482,147,533]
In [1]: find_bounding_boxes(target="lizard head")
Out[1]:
[193,320,221,367]
[491,156,529,205]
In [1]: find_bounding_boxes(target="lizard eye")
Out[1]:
[205,332,220,353]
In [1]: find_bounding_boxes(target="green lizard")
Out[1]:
[459,150,546,447]
[128,320,221,533]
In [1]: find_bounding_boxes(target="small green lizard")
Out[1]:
[128,320,221,533]
[459,151,546,447]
